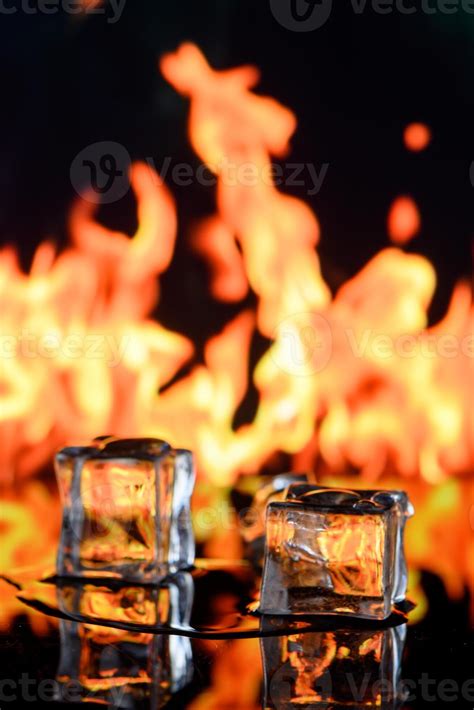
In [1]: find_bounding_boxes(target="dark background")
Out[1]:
[0,0,472,345]
[0,3,472,702]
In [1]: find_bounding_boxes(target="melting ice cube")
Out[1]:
[259,485,414,620]
[55,437,195,582]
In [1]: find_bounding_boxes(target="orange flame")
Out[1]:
[160,44,472,486]
[404,122,432,152]
[388,195,421,245]
[0,482,59,633]
[0,163,192,483]
[0,44,472,625]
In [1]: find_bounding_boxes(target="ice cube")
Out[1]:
[261,622,407,708]
[259,485,414,620]
[239,473,309,568]
[55,437,195,582]
[56,573,194,706]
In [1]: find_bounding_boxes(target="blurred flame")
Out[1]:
[404,122,431,152]
[0,44,472,628]
[188,638,261,710]
[388,196,421,245]
[0,162,192,484]
[0,482,59,633]
[192,216,248,302]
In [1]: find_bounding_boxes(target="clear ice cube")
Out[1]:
[261,623,407,708]
[259,485,414,620]
[56,573,194,706]
[55,437,195,582]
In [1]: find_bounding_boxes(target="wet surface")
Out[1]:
[2,561,410,640]
[0,564,472,708]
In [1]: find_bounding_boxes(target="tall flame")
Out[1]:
[159,43,473,485]
[0,163,191,483]
[0,43,472,624]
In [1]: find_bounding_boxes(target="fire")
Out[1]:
[159,44,472,485]
[0,163,191,483]
[161,43,326,338]
[0,43,472,626]
[188,638,261,710]
[0,482,59,633]
[191,216,248,303]
[403,122,432,152]
[387,195,421,245]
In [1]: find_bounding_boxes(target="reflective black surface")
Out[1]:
[0,566,472,708]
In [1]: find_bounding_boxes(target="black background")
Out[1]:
[0,0,472,343]
[0,3,472,705]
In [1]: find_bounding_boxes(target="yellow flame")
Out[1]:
[0,44,472,626]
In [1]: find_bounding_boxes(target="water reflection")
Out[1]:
[55,573,194,707]
[261,623,407,709]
